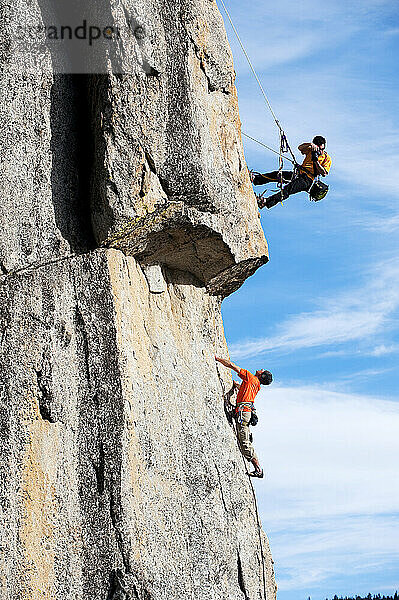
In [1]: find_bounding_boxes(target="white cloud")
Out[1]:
[230,33,317,72]
[230,258,399,359]
[232,310,382,358]
[256,385,399,511]
[356,213,399,233]
[325,367,396,390]
[369,344,399,356]
[221,0,394,73]
[250,384,399,591]
[271,514,399,591]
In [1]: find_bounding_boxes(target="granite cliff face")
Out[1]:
[0,1,275,598]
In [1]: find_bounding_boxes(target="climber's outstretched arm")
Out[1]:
[215,356,240,374]
[298,142,319,154]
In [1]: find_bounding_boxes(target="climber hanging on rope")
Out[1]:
[215,356,272,478]
[217,0,333,210]
[250,136,332,209]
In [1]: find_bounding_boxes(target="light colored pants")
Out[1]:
[236,408,258,463]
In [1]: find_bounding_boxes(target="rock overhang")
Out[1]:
[101,201,268,298]
[89,0,269,297]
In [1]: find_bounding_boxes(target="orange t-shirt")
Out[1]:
[300,150,332,180]
[236,369,260,412]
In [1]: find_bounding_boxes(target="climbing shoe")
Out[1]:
[256,194,267,210]
[249,168,263,183]
[264,194,283,209]
[249,469,264,479]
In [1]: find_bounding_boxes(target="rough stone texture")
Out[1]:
[0,0,268,296]
[0,249,276,599]
[0,0,276,597]
[0,2,96,274]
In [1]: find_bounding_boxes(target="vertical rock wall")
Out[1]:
[0,0,276,598]
[0,250,276,599]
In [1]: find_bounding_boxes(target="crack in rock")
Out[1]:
[35,364,56,423]
[92,439,105,495]
[237,550,250,600]
[107,568,129,600]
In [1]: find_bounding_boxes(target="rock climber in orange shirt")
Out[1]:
[215,356,272,478]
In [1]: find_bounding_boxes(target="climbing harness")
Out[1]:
[236,402,259,426]
[215,363,268,600]
[236,402,253,424]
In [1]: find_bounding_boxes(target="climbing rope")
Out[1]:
[218,0,278,123]
[218,0,296,154]
[232,412,268,600]
[242,132,296,166]
[215,364,268,600]
[218,0,298,191]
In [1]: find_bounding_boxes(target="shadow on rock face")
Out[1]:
[37,0,116,253]
[49,74,97,253]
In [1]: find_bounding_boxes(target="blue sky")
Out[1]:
[216,1,399,598]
